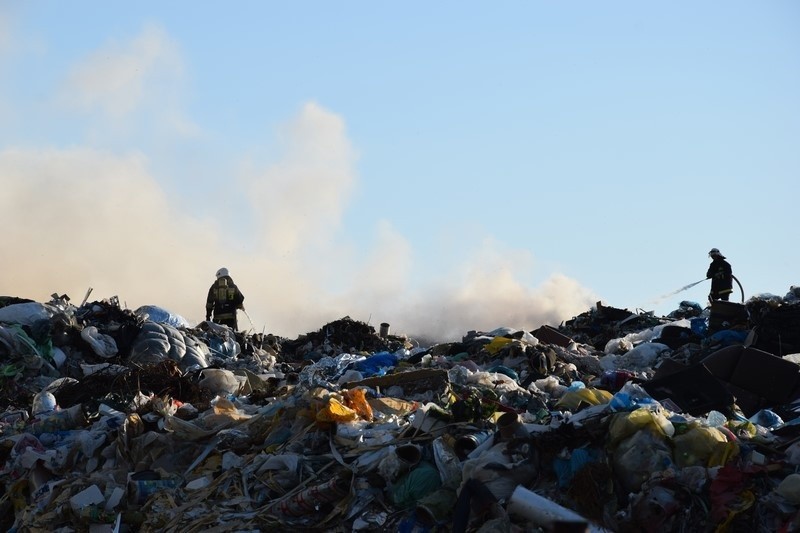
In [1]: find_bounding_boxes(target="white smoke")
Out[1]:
[0,23,599,343]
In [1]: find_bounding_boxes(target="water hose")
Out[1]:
[242,309,256,331]
[733,274,745,303]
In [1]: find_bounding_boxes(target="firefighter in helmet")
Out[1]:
[706,248,733,302]
[205,267,245,330]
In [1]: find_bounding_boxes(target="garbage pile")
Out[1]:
[2,288,800,532]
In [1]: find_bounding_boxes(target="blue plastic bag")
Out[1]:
[353,351,399,377]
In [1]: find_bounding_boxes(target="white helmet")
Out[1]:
[216,267,229,278]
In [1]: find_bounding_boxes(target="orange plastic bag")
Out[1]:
[343,388,374,421]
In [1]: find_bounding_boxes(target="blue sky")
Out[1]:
[1,2,798,342]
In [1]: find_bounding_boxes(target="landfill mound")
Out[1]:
[3,288,800,532]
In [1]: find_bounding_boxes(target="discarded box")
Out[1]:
[701,345,800,411]
[642,363,734,416]
[531,325,573,347]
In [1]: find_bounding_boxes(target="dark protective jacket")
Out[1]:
[205,276,245,328]
[706,256,733,300]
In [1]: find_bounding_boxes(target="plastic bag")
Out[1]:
[353,351,399,377]
[80,326,118,358]
[343,388,374,421]
[612,428,673,492]
[299,354,365,390]
[609,382,659,413]
[0,302,54,326]
[134,305,190,328]
[553,447,604,489]
[390,461,442,509]
[484,336,513,355]
[316,397,358,423]
[609,407,675,447]
[672,425,737,468]
[199,368,242,396]
[554,387,612,411]
[432,437,462,489]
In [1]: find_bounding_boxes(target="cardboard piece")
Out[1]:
[531,325,573,348]
[642,364,734,416]
[70,484,104,512]
[701,345,800,409]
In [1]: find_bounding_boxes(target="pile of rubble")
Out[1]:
[2,287,800,532]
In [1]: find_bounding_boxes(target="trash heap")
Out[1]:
[2,288,800,532]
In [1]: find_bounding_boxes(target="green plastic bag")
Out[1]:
[390,461,442,509]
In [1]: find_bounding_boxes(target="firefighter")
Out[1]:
[205,267,245,330]
[706,248,733,302]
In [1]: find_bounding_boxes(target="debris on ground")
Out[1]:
[3,287,800,532]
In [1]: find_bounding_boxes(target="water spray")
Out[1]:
[648,279,707,306]
[649,275,745,308]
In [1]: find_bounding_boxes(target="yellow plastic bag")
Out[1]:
[316,397,358,423]
[554,387,613,411]
[672,425,738,468]
[484,336,513,355]
[609,407,675,447]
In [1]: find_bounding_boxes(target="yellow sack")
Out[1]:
[555,387,613,411]
[316,397,358,423]
[672,425,738,468]
[609,407,675,447]
[484,336,513,355]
